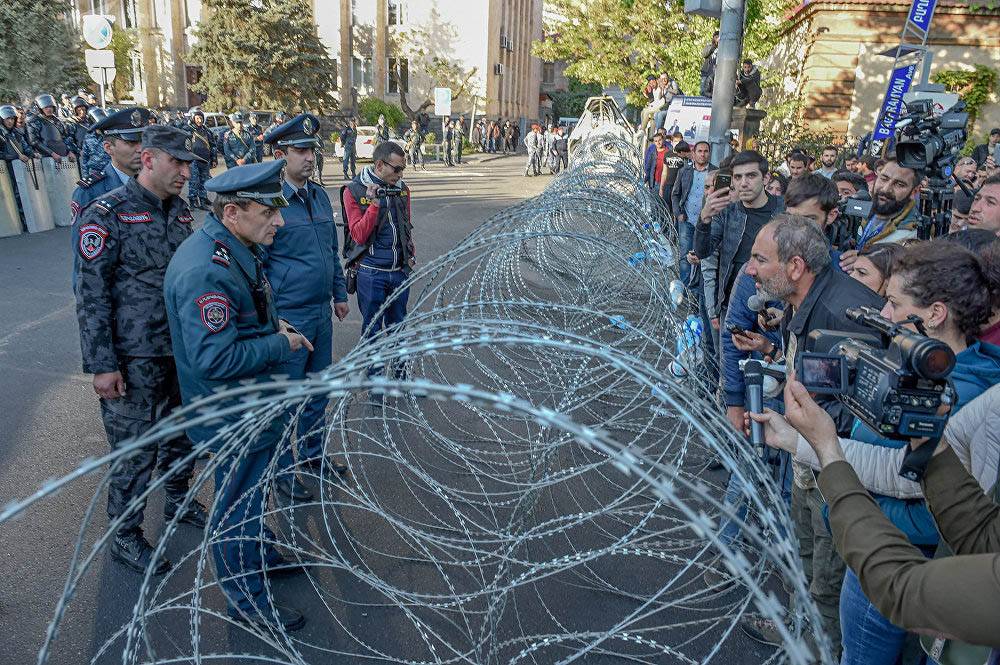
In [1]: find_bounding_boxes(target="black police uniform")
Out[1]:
[71,124,208,575]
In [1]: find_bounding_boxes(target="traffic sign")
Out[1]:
[434,87,452,117]
[85,49,115,68]
[82,15,114,49]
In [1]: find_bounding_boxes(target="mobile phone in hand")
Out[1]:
[715,173,732,190]
[726,322,751,337]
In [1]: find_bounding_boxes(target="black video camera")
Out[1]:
[796,306,956,440]
[831,188,872,249]
[895,99,968,173]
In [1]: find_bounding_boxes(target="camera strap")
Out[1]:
[898,437,940,482]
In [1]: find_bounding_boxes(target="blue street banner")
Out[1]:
[907,0,938,33]
[873,64,917,142]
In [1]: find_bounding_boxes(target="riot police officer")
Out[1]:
[403,120,424,170]
[1,104,35,230]
[186,109,217,210]
[72,124,208,575]
[164,159,312,632]
[70,108,149,219]
[27,93,77,163]
[263,113,350,500]
[341,117,357,179]
[80,107,111,176]
[222,112,256,169]
[66,96,91,165]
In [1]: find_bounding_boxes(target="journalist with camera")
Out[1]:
[754,238,1000,662]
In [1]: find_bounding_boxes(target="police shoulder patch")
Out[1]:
[117,211,153,224]
[78,223,109,261]
[76,171,106,189]
[196,292,230,334]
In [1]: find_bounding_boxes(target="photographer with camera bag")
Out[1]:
[749,377,1000,655]
[340,142,414,355]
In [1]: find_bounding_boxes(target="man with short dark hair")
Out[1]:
[787,151,809,180]
[73,124,208,575]
[341,141,415,348]
[971,128,1000,167]
[844,155,859,173]
[814,145,838,179]
[967,172,1000,233]
[735,59,762,108]
[831,169,867,201]
[695,150,784,336]
[700,31,719,96]
[840,157,921,271]
[858,155,878,186]
[341,117,358,179]
[186,109,217,210]
[671,140,715,283]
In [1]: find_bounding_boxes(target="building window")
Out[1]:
[388,0,404,25]
[331,59,338,90]
[542,62,555,85]
[352,57,363,89]
[151,0,159,28]
[387,57,408,94]
[131,51,144,90]
[91,0,108,14]
[123,0,138,28]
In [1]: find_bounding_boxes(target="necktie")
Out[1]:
[298,187,312,218]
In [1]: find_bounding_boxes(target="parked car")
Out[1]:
[332,126,406,160]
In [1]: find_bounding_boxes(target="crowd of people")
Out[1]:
[653,127,1000,661]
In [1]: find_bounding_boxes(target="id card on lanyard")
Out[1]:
[857,217,884,252]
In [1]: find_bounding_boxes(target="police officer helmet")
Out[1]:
[71,95,88,109]
[248,113,258,123]
[229,112,244,123]
[0,105,17,120]
[87,107,109,125]
[35,94,57,111]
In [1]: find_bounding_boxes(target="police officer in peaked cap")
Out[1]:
[164,159,313,632]
[262,113,350,501]
[72,123,208,576]
[71,107,151,219]
[222,112,256,169]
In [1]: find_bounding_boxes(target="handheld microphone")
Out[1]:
[747,288,773,313]
[743,360,765,447]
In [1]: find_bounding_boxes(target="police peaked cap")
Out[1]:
[263,113,321,148]
[205,159,289,208]
[93,107,153,140]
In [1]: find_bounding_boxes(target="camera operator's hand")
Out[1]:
[782,377,844,467]
[731,329,772,354]
[839,249,859,272]
[700,188,730,223]
[745,408,798,454]
[686,251,700,266]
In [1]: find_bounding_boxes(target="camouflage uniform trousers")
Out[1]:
[790,481,845,659]
[188,160,211,202]
[100,356,196,536]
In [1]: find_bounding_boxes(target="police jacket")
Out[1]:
[188,124,217,163]
[403,129,423,149]
[341,175,414,273]
[80,132,110,176]
[0,124,33,161]
[27,114,75,157]
[68,119,89,155]
[222,128,255,167]
[72,178,194,374]
[70,161,128,220]
[262,179,348,320]
[164,213,293,450]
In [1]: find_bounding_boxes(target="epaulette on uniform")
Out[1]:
[76,171,106,189]
[212,240,231,268]
[92,190,127,215]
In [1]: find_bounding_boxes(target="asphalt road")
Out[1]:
[0,154,556,664]
[0,153,781,664]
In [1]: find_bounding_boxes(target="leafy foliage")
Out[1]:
[358,97,407,129]
[932,65,998,135]
[533,0,789,107]
[0,0,88,101]
[109,27,137,102]
[191,0,338,113]
[549,78,603,121]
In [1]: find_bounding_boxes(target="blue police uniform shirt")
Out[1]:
[70,161,128,219]
[164,212,293,450]
[261,179,348,319]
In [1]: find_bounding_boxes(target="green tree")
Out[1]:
[932,65,998,136]
[358,97,406,128]
[191,0,338,112]
[109,27,137,102]
[0,0,88,101]
[550,78,603,121]
[534,0,787,107]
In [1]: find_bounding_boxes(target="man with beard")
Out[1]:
[813,145,838,179]
[70,108,150,219]
[738,213,883,652]
[186,109,217,210]
[839,157,921,271]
